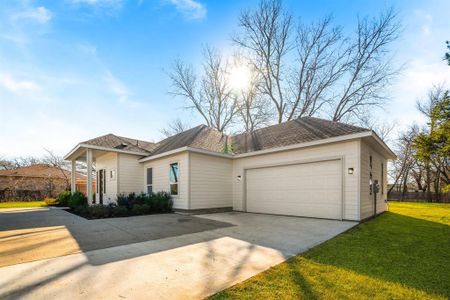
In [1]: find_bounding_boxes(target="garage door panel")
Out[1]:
[246,160,342,219]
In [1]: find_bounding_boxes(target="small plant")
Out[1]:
[44,197,59,206]
[68,191,87,208]
[57,190,71,206]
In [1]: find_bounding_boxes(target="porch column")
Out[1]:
[71,160,77,194]
[86,148,93,204]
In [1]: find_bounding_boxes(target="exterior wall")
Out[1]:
[360,141,388,219]
[118,153,144,195]
[143,152,189,209]
[189,152,233,209]
[95,152,118,204]
[232,140,361,221]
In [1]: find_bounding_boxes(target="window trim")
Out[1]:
[146,167,153,194]
[169,162,179,196]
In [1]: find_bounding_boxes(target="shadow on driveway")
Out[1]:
[0,207,234,267]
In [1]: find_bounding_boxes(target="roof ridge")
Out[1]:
[301,116,371,131]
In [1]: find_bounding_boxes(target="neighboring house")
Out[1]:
[0,164,91,200]
[64,117,396,221]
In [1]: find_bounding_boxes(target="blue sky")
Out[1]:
[0,0,449,157]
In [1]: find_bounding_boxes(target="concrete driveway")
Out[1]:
[0,207,356,299]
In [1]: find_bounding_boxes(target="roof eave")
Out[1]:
[64,143,148,161]
[233,131,374,158]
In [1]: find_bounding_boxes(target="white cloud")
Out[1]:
[68,0,124,9]
[78,43,97,55]
[414,10,433,37]
[0,73,41,94]
[103,71,140,107]
[12,6,52,24]
[166,0,206,20]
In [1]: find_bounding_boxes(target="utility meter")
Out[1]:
[373,179,380,194]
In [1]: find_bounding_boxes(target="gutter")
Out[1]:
[138,146,233,163]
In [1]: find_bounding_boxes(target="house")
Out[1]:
[0,164,93,200]
[64,117,396,221]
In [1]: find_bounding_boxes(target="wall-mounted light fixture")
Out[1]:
[348,168,354,175]
[237,175,242,181]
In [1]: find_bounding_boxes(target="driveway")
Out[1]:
[0,207,356,299]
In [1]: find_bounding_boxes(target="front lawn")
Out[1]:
[0,201,47,208]
[211,202,450,300]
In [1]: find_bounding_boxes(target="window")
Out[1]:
[381,162,384,194]
[146,168,153,194]
[169,163,179,195]
[369,155,373,195]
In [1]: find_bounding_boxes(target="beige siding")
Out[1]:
[190,152,233,209]
[118,153,144,195]
[95,152,118,204]
[232,140,360,221]
[143,152,189,209]
[360,141,388,219]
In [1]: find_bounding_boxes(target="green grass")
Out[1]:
[0,201,48,208]
[211,202,450,300]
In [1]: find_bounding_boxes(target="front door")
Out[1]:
[99,169,105,205]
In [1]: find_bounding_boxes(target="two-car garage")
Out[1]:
[245,159,343,220]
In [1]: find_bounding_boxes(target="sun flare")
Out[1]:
[228,64,252,93]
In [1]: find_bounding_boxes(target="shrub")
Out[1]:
[89,205,110,218]
[111,206,128,217]
[135,193,149,205]
[117,193,134,209]
[44,197,59,206]
[68,191,87,208]
[131,204,150,215]
[154,191,173,212]
[144,191,173,213]
[74,205,89,217]
[57,191,71,206]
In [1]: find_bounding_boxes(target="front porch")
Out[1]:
[65,146,108,205]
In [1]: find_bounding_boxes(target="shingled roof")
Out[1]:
[72,117,371,159]
[81,134,156,155]
[231,117,370,154]
[149,125,229,156]
[0,164,85,180]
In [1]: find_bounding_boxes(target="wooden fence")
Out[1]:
[388,191,450,203]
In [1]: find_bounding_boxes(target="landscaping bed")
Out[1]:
[64,191,173,219]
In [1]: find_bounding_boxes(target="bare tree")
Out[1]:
[233,0,401,125]
[388,125,419,197]
[416,84,445,118]
[288,16,348,119]
[360,116,397,144]
[332,8,401,122]
[160,118,191,138]
[233,0,292,124]
[0,157,16,170]
[231,57,273,132]
[168,46,238,133]
[42,149,71,188]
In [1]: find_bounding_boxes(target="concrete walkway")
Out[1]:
[0,208,356,299]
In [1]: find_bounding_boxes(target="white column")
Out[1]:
[86,149,93,205]
[71,160,77,194]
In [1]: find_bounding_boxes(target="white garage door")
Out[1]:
[246,159,342,219]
